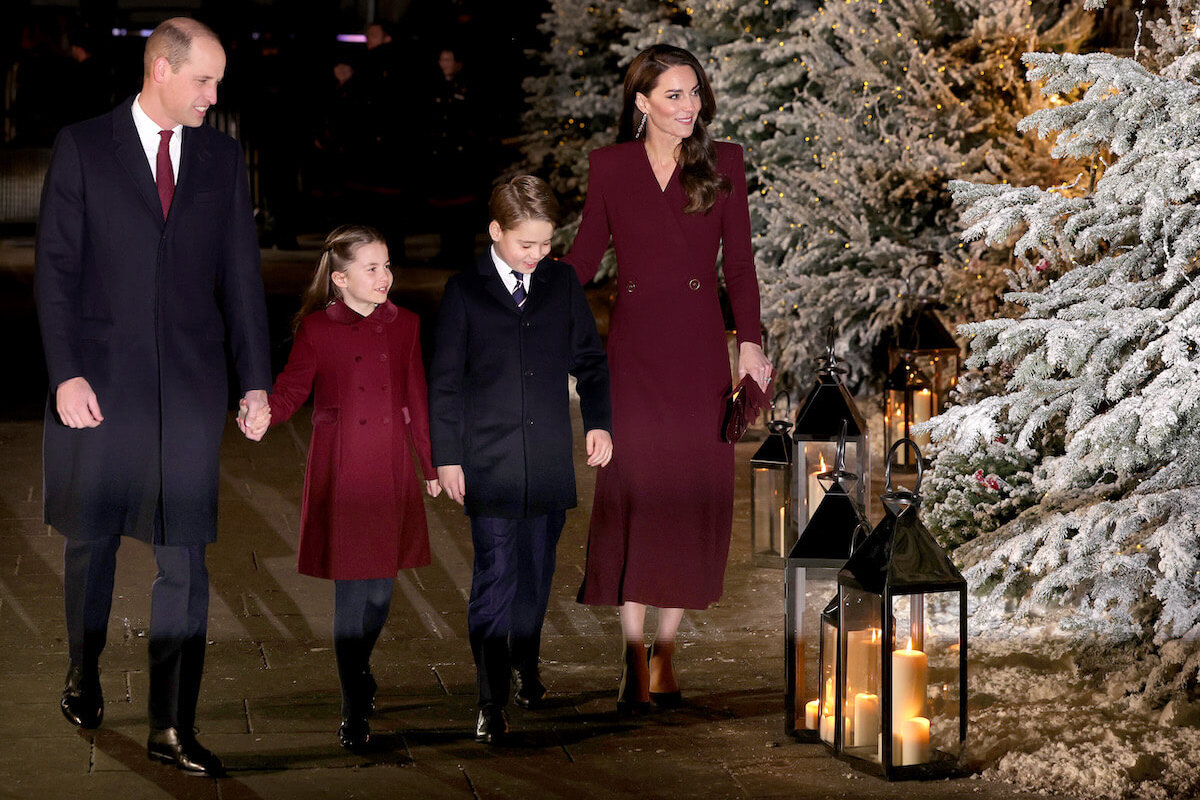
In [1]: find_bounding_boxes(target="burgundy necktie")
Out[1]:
[156,129,174,219]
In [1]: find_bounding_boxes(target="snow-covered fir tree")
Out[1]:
[757,0,1091,393]
[927,0,1200,704]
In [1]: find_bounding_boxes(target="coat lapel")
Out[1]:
[476,252,522,315]
[112,97,164,225]
[174,125,211,222]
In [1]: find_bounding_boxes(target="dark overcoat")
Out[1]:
[268,300,436,580]
[428,254,611,519]
[35,97,271,545]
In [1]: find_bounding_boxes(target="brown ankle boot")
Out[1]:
[617,640,650,714]
[648,640,682,708]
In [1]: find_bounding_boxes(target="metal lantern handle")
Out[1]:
[819,419,858,486]
[883,437,924,496]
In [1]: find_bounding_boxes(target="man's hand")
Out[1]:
[586,429,613,467]
[237,390,270,441]
[56,377,103,428]
[437,465,466,506]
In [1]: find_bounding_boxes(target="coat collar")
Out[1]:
[473,251,554,314]
[325,299,398,325]
[111,95,214,226]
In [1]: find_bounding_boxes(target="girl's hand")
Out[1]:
[436,465,466,506]
[737,342,773,392]
[585,429,613,467]
[425,479,442,498]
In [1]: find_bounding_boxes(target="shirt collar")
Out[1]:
[131,92,182,149]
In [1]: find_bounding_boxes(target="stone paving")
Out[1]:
[0,242,1054,799]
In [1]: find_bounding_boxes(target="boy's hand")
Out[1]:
[425,479,442,498]
[436,465,466,505]
[585,429,613,467]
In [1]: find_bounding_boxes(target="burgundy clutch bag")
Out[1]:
[721,375,771,443]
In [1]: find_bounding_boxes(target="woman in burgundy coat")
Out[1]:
[564,45,772,711]
[254,225,440,749]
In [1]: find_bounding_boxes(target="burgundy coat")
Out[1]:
[564,141,762,609]
[269,300,436,580]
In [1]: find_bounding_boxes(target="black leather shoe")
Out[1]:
[147,728,225,777]
[474,706,508,744]
[511,669,546,710]
[338,716,371,750]
[61,664,103,729]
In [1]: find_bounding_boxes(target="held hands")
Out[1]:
[437,465,466,506]
[737,342,774,393]
[586,429,613,467]
[237,390,271,441]
[425,479,442,498]
[56,377,103,428]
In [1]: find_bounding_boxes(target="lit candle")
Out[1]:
[806,453,828,521]
[891,638,928,722]
[901,717,931,765]
[819,711,834,743]
[805,699,819,730]
[852,692,879,747]
[779,505,786,556]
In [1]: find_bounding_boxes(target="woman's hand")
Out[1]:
[425,479,442,498]
[737,342,773,392]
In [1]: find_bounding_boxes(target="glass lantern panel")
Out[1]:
[796,440,864,524]
[884,390,906,462]
[886,591,964,767]
[752,466,789,559]
[839,586,883,759]
[790,567,838,734]
[819,608,838,744]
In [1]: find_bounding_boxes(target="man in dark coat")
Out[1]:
[34,17,271,777]
[428,177,611,744]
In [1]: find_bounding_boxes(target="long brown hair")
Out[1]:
[293,224,386,331]
[618,44,731,215]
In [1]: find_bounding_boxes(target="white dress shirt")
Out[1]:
[490,246,533,299]
[131,93,182,182]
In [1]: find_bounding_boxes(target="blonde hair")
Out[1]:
[144,17,219,76]
[293,225,387,330]
[489,175,560,230]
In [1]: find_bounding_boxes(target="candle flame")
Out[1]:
[814,453,828,475]
[905,636,913,651]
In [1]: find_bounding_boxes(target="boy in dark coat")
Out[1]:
[428,176,612,744]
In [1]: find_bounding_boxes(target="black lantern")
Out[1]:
[883,359,933,468]
[784,425,870,741]
[793,332,869,526]
[834,439,968,780]
[884,307,960,466]
[750,396,794,567]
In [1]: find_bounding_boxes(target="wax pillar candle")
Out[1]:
[891,642,928,722]
[901,717,931,765]
[806,454,828,522]
[805,700,819,730]
[852,692,879,747]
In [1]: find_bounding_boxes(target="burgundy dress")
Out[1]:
[565,141,762,609]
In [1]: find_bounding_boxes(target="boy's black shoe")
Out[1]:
[511,669,546,709]
[474,706,508,744]
[61,663,103,729]
[338,716,371,751]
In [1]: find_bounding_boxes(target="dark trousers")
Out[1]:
[64,536,209,732]
[467,510,565,708]
[333,578,394,717]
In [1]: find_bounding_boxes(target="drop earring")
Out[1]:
[636,112,647,139]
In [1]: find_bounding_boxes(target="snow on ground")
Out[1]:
[970,637,1200,799]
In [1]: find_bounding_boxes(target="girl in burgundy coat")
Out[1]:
[246,225,440,750]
